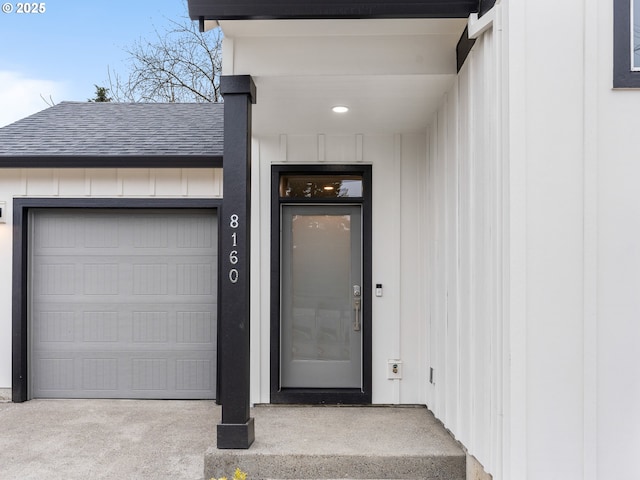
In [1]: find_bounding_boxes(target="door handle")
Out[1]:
[353,285,361,332]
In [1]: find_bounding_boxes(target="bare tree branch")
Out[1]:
[108,8,222,103]
[40,94,55,107]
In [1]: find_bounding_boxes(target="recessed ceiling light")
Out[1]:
[332,105,349,113]
[323,186,335,191]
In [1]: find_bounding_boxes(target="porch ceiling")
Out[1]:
[220,19,466,136]
[252,74,457,135]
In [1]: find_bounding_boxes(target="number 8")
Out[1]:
[230,214,239,228]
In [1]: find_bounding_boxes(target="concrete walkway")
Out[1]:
[0,399,217,480]
[0,400,467,480]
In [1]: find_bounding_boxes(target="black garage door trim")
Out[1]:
[12,198,223,403]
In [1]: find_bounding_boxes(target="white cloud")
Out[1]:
[0,71,70,127]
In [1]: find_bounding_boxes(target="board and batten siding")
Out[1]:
[424,25,505,478]
[0,168,223,390]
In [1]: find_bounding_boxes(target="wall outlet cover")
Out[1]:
[387,359,403,379]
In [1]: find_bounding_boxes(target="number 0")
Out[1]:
[229,269,239,283]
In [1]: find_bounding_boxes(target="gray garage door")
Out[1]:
[30,209,217,399]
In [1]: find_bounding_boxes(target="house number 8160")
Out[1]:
[228,214,240,284]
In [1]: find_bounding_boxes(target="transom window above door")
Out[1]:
[279,174,363,199]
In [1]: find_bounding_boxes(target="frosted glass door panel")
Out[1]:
[281,205,362,388]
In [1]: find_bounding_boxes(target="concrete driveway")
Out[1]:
[0,399,218,480]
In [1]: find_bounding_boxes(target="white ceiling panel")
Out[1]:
[252,74,456,135]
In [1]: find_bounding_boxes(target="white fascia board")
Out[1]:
[468,3,499,39]
[219,18,466,38]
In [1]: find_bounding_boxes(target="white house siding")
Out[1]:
[504,0,640,478]
[595,1,640,479]
[0,168,223,389]
[597,88,640,480]
[422,24,505,478]
[508,0,588,476]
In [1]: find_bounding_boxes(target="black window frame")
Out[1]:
[614,0,640,87]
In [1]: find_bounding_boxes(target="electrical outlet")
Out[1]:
[387,359,402,379]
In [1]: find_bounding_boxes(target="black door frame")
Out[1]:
[11,197,222,403]
[270,164,372,404]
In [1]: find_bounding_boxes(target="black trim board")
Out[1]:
[0,156,222,169]
[478,0,496,17]
[270,164,373,405]
[271,389,368,405]
[456,26,475,72]
[189,0,479,21]
[217,75,256,449]
[11,198,223,403]
[614,0,640,88]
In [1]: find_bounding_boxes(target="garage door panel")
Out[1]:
[31,210,217,399]
[34,215,78,249]
[35,354,215,398]
[82,358,118,390]
[37,257,217,297]
[34,303,217,345]
[34,310,76,343]
[176,358,214,391]
[177,310,214,343]
[34,263,77,295]
[37,357,75,391]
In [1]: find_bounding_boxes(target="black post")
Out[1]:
[217,75,256,449]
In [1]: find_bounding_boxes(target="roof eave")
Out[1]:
[188,0,483,22]
[0,155,223,169]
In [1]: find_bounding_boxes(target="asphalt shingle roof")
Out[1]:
[0,101,224,158]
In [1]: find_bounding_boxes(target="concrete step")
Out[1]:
[206,452,465,479]
[205,406,466,480]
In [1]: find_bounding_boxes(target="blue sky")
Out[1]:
[0,0,190,126]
